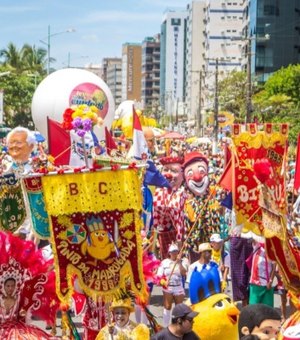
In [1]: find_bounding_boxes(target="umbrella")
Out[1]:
[192,137,212,145]
[159,131,185,140]
[34,131,45,143]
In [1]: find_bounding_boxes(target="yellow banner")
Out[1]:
[42,169,143,215]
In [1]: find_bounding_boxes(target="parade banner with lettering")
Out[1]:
[0,174,26,232]
[41,169,147,303]
[23,177,50,238]
[232,123,288,235]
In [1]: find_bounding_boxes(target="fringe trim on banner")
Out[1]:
[49,211,148,305]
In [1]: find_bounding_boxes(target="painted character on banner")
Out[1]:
[81,217,121,265]
[153,156,187,259]
[183,152,220,259]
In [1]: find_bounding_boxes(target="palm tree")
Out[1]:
[21,44,47,75]
[0,42,22,70]
[0,43,47,75]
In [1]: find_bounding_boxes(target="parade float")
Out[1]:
[0,69,156,338]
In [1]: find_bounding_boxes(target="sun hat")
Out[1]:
[198,242,212,253]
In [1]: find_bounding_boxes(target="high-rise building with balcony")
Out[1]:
[203,0,244,109]
[185,0,206,126]
[141,35,160,110]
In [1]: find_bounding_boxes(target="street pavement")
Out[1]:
[33,280,293,338]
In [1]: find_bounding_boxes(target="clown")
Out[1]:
[153,156,187,259]
[183,152,220,258]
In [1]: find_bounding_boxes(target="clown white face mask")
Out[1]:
[184,159,209,196]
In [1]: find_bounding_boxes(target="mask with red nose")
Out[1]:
[183,152,209,196]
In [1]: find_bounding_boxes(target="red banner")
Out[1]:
[232,123,288,234]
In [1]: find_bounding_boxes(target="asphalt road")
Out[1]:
[32,281,292,339]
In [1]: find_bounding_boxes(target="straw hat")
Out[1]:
[198,242,212,253]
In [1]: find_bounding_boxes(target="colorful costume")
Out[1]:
[182,152,220,258]
[0,231,59,339]
[153,156,186,259]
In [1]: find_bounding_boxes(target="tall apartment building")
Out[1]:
[245,0,300,82]
[121,43,142,102]
[185,0,206,125]
[102,58,122,107]
[203,0,244,109]
[160,8,188,119]
[141,35,160,109]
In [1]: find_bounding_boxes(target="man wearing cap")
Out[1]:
[186,242,222,286]
[210,233,230,290]
[153,156,187,259]
[151,303,200,340]
[182,152,220,261]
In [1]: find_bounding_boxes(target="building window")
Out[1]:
[171,18,181,25]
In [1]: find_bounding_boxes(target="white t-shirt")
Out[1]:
[186,260,222,284]
[157,258,188,287]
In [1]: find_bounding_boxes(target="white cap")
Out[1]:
[168,243,179,253]
[210,233,223,243]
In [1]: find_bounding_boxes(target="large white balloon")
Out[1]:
[31,68,115,141]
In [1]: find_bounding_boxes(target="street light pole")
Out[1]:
[40,25,75,75]
[246,38,252,123]
[213,58,219,152]
[197,71,202,136]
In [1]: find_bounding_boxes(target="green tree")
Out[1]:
[0,43,47,75]
[217,71,247,122]
[253,64,300,145]
[0,68,38,128]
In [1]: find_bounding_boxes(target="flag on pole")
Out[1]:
[294,134,300,191]
[132,105,149,159]
[47,117,71,166]
[47,117,96,167]
[105,126,118,155]
[218,159,232,191]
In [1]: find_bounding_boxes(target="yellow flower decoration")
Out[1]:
[119,212,134,229]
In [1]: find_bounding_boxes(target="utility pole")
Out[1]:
[197,71,202,136]
[246,38,252,123]
[213,58,219,152]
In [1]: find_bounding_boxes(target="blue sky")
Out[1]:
[1,0,189,69]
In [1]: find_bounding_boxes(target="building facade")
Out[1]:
[185,0,206,128]
[141,35,160,110]
[102,58,122,107]
[203,0,244,110]
[160,8,188,123]
[121,43,142,102]
[245,0,300,82]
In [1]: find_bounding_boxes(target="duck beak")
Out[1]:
[227,306,240,325]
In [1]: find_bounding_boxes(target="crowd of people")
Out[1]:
[0,124,299,340]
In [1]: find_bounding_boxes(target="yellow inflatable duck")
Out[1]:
[189,263,240,340]
[81,217,120,265]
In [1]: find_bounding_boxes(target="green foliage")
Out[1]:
[253,64,300,145]
[217,70,247,122]
[0,43,47,128]
[264,64,300,103]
